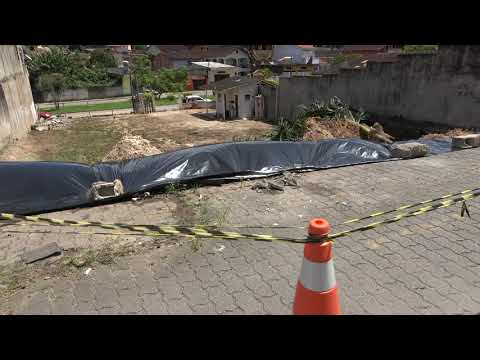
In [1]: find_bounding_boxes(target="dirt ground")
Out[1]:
[0,110,272,163]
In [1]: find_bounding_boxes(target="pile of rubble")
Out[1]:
[251,172,299,193]
[31,115,69,132]
[303,118,395,144]
[421,128,473,140]
[304,118,361,140]
[103,134,163,161]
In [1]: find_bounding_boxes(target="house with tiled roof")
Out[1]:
[148,45,250,76]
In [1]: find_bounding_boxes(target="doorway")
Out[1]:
[234,95,239,118]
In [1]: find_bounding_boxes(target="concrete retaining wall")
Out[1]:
[0,46,37,150]
[278,46,480,128]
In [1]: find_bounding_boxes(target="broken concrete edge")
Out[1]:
[452,134,480,149]
[390,142,429,159]
[89,179,125,201]
[21,242,63,264]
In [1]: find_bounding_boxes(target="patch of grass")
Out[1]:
[35,117,122,164]
[0,264,27,293]
[39,98,178,115]
[40,100,133,115]
[195,199,229,227]
[62,244,135,270]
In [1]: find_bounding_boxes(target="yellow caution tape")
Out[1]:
[0,188,478,244]
[338,187,479,226]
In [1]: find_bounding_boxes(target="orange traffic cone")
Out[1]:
[293,218,341,315]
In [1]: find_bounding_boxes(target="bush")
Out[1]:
[27,47,116,89]
[403,45,438,54]
[37,73,66,109]
[270,116,310,141]
[89,49,117,68]
[270,97,368,141]
[296,97,367,123]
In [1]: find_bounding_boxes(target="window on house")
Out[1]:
[245,94,251,101]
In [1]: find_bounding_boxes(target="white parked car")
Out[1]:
[183,95,213,104]
[182,95,215,109]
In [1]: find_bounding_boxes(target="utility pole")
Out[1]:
[206,61,209,115]
[128,50,135,113]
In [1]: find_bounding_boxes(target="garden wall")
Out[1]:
[35,85,130,103]
[278,46,480,128]
[0,46,37,150]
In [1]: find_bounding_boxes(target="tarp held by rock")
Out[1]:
[0,139,450,215]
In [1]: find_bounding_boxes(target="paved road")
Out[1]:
[37,91,213,109]
[64,104,179,119]
[2,148,480,314]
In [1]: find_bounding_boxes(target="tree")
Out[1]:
[89,49,117,68]
[150,68,187,96]
[328,53,362,65]
[27,47,74,78]
[253,67,274,79]
[403,45,438,54]
[38,73,66,109]
[129,55,187,95]
[131,54,155,89]
[26,47,116,90]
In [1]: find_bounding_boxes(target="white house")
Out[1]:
[200,47,250,76]
[189,62,239,84]
[272,45,317,64]
[209,77,260,120]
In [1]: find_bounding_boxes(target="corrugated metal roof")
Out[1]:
[208,76,259,91]
[191,62,237,69]
[341,45,388,52]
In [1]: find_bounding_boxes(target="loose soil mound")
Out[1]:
[421,128,474,140]
[103,133,178,161]
[303,117,361,141]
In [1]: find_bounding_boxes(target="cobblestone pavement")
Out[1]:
[2,148,480,314]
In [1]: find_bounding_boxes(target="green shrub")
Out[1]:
[270,97,368,141]
[403,45,438,54]
[270,116,310,141]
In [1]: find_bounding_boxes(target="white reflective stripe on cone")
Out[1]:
[299,258,336,292]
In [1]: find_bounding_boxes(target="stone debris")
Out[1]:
[421,128,473,140]
[451,134,480,149]
[251,172,299,193]
[304,118,395,145]
[31,115,69,131]
[132,191,152,202]
[21,242,62,264]
[359,122,395,144]
[390,142,429,159]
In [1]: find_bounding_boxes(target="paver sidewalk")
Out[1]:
[2,148,480,314]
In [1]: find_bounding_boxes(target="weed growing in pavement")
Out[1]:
[164,183,188,196]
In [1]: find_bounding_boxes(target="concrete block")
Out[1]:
[89,179,124,201]
[390,142,429,159]
[452,134,480,149]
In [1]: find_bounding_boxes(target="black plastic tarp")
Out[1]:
[0,139,392,215]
